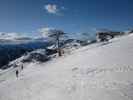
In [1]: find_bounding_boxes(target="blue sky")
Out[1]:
[0,0,133,37]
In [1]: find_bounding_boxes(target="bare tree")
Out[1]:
[40,28,65,56]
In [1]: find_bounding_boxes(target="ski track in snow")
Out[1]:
[0,34,133,100]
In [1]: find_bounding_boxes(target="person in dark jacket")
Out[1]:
[21,65,24,70]
[16,70,19,78]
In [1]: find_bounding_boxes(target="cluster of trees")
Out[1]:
[96,29,125,42]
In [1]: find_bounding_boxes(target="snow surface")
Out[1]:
[0,34,133,100]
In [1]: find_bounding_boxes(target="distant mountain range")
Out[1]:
[0,39,52,68]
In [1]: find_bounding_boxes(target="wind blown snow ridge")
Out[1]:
[0,34,133,100]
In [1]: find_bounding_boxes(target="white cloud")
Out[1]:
[39,27,52,37]
[39,27,58,37]
[44,4,65,15]
[0,32,32,40]
[45,4,58,14]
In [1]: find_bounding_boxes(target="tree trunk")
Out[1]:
[57,34,62,56]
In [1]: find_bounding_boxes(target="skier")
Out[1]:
[21,65,23,70]
[16,70,19,78]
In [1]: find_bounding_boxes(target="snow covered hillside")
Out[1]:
[0,34,133,100]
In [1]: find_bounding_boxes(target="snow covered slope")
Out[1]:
[0,34,133,100]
